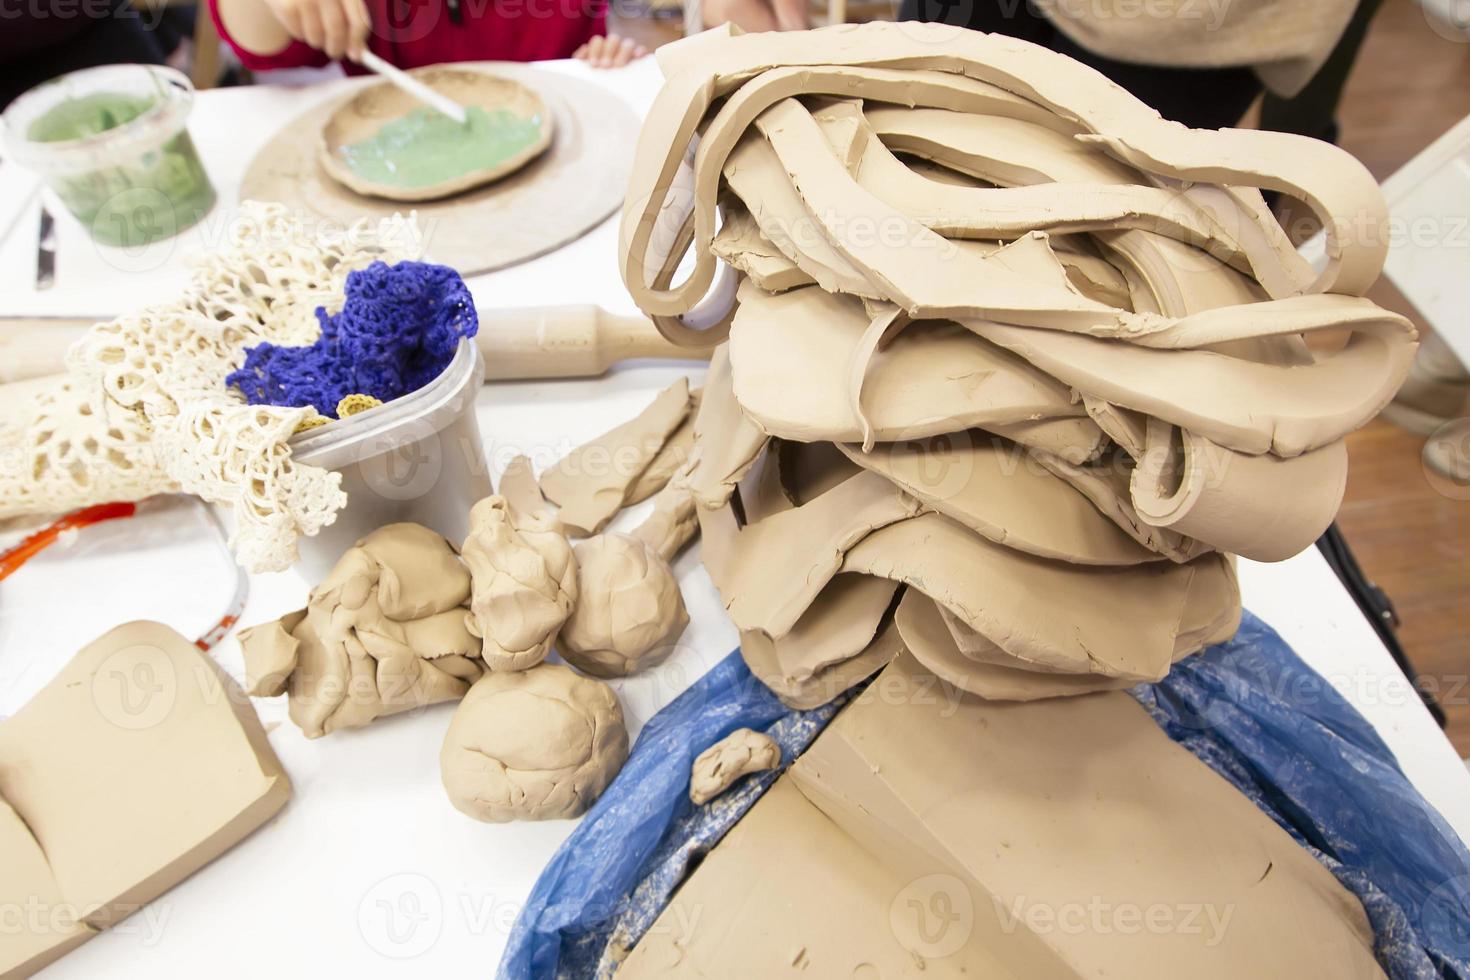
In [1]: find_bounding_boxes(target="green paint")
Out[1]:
[26,90,215,248]
[338,105,544,189]
[26,91,155,142]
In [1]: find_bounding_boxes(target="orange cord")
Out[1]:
[0,500,247,652]
[0,502,139,582]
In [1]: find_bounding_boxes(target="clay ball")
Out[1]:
[558,532,689,679]
[439,663,628,822]
[461,495,578,673]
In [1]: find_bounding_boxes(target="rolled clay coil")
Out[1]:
[1129,418,1349,563]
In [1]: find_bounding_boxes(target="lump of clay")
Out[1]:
[558,480,695,678]
[439,663,628,822]
[497,452,551,524]
[239,522,484,738]
[689,728,782,805]
[559,534,688,678]
[461,495,577,672]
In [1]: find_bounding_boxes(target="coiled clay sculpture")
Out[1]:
[439,663,629,822]
[239,522,484,737]
[615,22,1417,707]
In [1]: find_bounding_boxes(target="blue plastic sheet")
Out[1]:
[501,610,1470,979]
[1134,610,1470,978]
[497,655,841,979]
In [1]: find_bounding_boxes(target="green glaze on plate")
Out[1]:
[337,105,544,189]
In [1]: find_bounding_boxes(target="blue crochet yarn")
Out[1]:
[227,260,478,418]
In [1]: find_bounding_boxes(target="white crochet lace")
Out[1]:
[0,202,422,572]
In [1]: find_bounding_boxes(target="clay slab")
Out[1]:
[0,622,290,976]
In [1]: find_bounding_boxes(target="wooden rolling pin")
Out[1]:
[0,317,98,384]
[0,306,712,386]
[477,305,713,379]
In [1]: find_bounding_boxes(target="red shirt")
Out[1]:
[209,0,605,71]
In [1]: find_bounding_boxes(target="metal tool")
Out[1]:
[34,205,56,291]
[0,155,43,255]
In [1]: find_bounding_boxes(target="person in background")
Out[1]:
[211,0,648,72]
[898,0,1379,136]
[1,1,186,108]
[701,0,808,33]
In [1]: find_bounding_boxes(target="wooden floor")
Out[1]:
[1321,0,1470,756]
[613,0,1470,755]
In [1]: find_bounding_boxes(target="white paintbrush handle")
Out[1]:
[357,51,468,124]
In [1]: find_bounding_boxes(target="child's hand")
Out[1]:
[265,0,371,60]
[573,33,649,69]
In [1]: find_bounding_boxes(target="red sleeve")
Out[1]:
[207,0,332,71]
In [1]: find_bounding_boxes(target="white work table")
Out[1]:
[0,57,1466,979]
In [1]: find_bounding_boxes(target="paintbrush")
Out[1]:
[356,51,468,125]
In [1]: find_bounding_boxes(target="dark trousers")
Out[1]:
[1,0,175,109]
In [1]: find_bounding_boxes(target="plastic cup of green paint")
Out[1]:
[3,64,216,248]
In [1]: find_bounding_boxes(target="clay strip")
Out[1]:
[685,345,769,509]
[622,24,1384,344]
[839,512,1233,679]
[539,377,692,535]
[972,317,1414,456]
[727,282,1083,444]
[721,470,922,637]
[626,22,1381,327]
[836,434,1160,566]
[1129,419,1349,562]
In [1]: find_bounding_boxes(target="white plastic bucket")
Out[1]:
[289,338,490,580]
[2,64,216,247]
